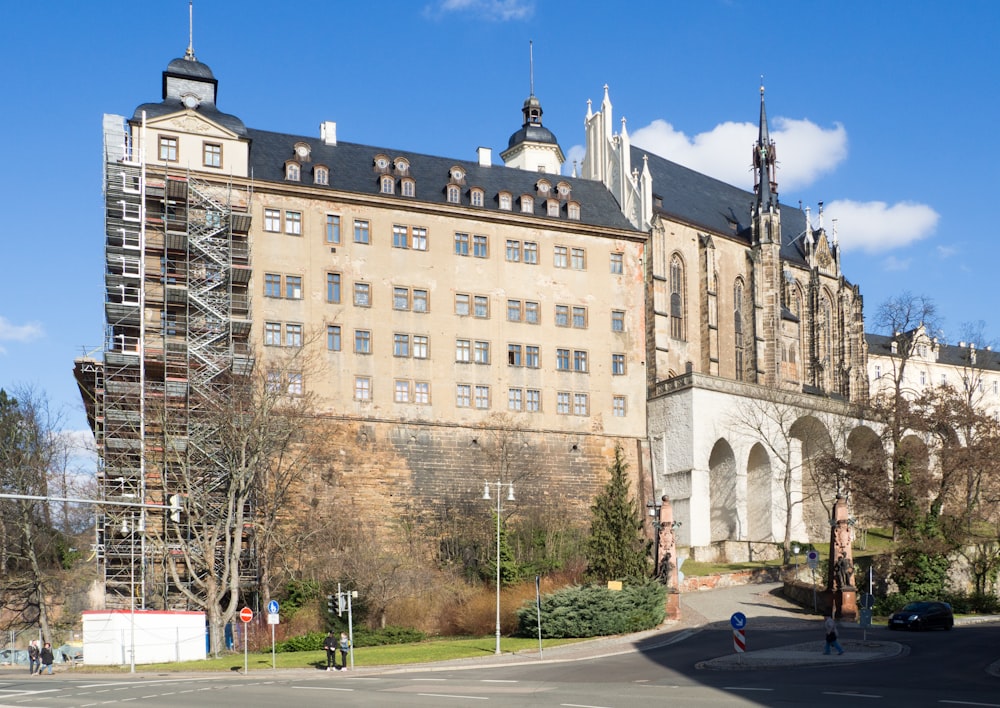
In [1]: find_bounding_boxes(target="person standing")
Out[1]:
[27,641,39,675]
[39,642,54,675]
[823,615,845,655]
[338,632,351,671]
[323,631,337,672]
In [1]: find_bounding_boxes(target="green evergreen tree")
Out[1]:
[585,444,651,582]
[487,511,521,586]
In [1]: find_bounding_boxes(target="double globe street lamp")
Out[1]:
[483,480,514,655]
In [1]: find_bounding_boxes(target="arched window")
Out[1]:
[285,162,300,181]
[314,166,329,185]
[734,279,745,381]
[380,175,395,194]
[669,254,684,340]
[447,185,460,203]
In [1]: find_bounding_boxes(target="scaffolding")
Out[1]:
[79,113,255,610]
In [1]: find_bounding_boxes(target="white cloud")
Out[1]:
[882,255,912,272]
[426,0,534,20]
[0,316,44,345]
[936,245,957,259]
[625,116,848,192]
[823,200,939,253]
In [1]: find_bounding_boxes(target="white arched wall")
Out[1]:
[746,442,772,541]
[708,439,738,542]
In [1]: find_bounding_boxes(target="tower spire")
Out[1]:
[753,80,778,211]
[185,1,196,61]
[529,40,534,97]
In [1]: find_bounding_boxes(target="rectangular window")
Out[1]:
[264,321,281,346]
[557,391,570,414]
[613,395,627,417]
[508,344,523,367]
[524,241,538,264]
[354,329,371,354]
[556,348,570,371]
[454,232,470,255]
[414,381,430,404]
[525,301,539,324]
[612,353,626,375]
[327,325,341,351]
[394,380,411,403]
[264,273,281,298]
[474,295,489,318]
[158,136,178,162]
[266,371,282,393]
[393,225,409,249]
[354,376,371,401]
[571,247,586,270]
[413,289,428,313]
[354,219,370,244]
[574,393,589,416]
[285,211,302,235]
[555,305,569,327]
[264,208,281,232]
[506,239,521,262]
[525,345,539,368]
[612,310,625,332]
[456,339,471,362]
[610,252,624,274]
[526,389,540,412]
[413,335,428,359]
[326,272,341,303]
[285,323,303,347]
[475,385,490,409]
[326,214,341,244]
[507,299,522,322]
[203,143,221,168]
[412,227,427,251]
[455,293,470,316]
[354,282,371,307]
[554,245,568,268]
[474,340,490,364]
[393,286,410,310]
[572,306,587,329]
[919,370,925,385]
[473,234,488,258]
[508,388,523,411]
[394,333,410,357]
[456,384,471,407]
[287,372,303,396]
[285,275,302,300]
[574,350,588,373]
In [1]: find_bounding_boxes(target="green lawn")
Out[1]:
[70,636,582,673]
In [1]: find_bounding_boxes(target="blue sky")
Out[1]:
[2,0,997,438]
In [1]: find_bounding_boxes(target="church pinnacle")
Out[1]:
[753,82,778,212]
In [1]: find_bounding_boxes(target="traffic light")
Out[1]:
[168,494,182,523]
[327,594,335,614]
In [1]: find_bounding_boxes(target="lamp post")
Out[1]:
[792,543,800,579]
[483,480,514,655]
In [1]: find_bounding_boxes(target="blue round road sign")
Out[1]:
[267,600,279,615]
[730,612,747,630]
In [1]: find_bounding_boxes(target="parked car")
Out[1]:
[888,601,954,630]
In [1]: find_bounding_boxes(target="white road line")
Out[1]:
[561,703,614,708]
[291,686,354,692]
[482,679,517,683]
[824,691,882,698]
[724,686,774,691]
[940,701,1000,707]
[410,678,446,681]
[80,679,210,688]
[418,693,489,700]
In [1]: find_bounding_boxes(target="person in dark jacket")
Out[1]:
[27,641,39,675]
[39,643,54,675]
[322,631,337,671]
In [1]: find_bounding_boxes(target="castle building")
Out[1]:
[76,41,881,608]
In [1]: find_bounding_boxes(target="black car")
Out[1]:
[888,601,954,630]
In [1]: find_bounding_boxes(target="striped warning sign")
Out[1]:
[733,628,746,653]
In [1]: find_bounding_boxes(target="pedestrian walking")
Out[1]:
[323,631,337,671]
[823,615,844,655]
[338,632,351,670]
[27,641,39,675]
[39,642,54,675]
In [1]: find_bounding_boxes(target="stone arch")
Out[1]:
[746,442,772,541]
[709,438,738,542]
[846,425,885,524]
[790,415,835,539]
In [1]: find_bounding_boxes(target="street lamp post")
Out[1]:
[792,543,800,580]
[483,480,514,656]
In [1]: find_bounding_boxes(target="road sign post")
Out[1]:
[730,612,747,664]
[806,551,820,611]
[239,607,253,674]
[267,601,280,670]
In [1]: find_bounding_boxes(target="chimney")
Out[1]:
[321,121,337,146]
[477,146,492,167]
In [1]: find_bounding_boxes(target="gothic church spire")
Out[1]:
[753,82,778,212]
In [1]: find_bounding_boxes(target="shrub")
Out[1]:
[275,631,326,653]
[515,579,665,638]
[274,626,426,652]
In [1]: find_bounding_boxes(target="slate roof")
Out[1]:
[132,99,247,136]
[866,333,1000,371]
[634,145,812,268]
[245,128,639,233]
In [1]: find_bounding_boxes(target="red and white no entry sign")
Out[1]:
[239,607,253,623]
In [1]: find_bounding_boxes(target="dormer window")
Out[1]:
[401,178,415,197]
[470,188,484,207]
[380,176,395,194]
[314,165,329,185]
[285,162,301,181]
[520,195,534,214]
[394,158,410,176]
[546,198,560,217]
[373,154,390,174]
[498,192,512,211]
[448,166,466,184]
[556,182,572,200]
[567,202,581,220]
[447,185,461,203]
[536,179,552,196]
[293,142,312,162]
